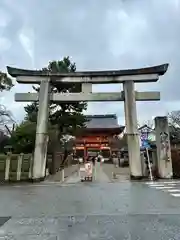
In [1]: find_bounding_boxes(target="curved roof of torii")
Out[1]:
[7,64,168,78]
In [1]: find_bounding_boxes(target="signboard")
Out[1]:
[101,144,109,147]
[75,146,84,149]
[147,132,155,141]
[86,143,100,147]
[101,146,110,149]
[139,126,155,148]
[139,126,156,147]
[140,133,151,149]
[141,139,150,149]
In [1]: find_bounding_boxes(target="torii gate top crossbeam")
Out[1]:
[7,64,168,84]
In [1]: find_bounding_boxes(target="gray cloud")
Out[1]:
[0,0,180,124]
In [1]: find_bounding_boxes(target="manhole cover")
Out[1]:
[0,217,11,227]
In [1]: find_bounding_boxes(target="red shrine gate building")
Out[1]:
[74,114,124,160]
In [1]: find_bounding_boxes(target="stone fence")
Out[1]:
[0,153,33,182]
[0,152,75,182]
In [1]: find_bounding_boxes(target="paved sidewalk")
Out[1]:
[94,162,110,183]
[64,164,110,184]
[46,164,79,182]
[102,163,130,182]
[65,171,80,184]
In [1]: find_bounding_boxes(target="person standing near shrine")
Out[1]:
[112,152,119,178]
[91,156,96,180]
[97,153,104,164]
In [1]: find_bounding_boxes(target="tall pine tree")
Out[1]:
[24,57,87,137]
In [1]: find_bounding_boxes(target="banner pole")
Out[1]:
[146,147,153,181]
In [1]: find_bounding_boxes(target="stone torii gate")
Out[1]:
[7,63,169,180]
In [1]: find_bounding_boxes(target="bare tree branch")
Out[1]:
[168,111,180,128]
[0,104,15,129]
[140,120,154,129]
[0,72,13,91]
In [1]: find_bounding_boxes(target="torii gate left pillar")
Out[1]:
[33,79,50,180]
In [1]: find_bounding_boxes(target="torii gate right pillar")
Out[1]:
[123,81,142,179]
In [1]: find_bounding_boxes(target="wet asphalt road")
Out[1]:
[1,167,180,239]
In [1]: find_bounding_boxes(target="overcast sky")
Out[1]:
[0,0,180,125]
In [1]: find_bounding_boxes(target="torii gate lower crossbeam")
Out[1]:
[7,64,169,181]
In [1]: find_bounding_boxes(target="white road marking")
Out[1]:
[145,182,156,185]
[167,189,180,193]
[167,183,177,186]
[162,181,180,184]
[149,184,165,187]
[12,183,62,187]
[146,181,180,198]
[171,193,180,197]
[145,183,165,187]
[154,186,174,189]
[146,181,180,185]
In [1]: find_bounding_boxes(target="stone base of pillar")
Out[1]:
[158,176,173,180]
[31,177,45,183]
[130,175,144,181]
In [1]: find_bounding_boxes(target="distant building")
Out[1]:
[74,114,124,160]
